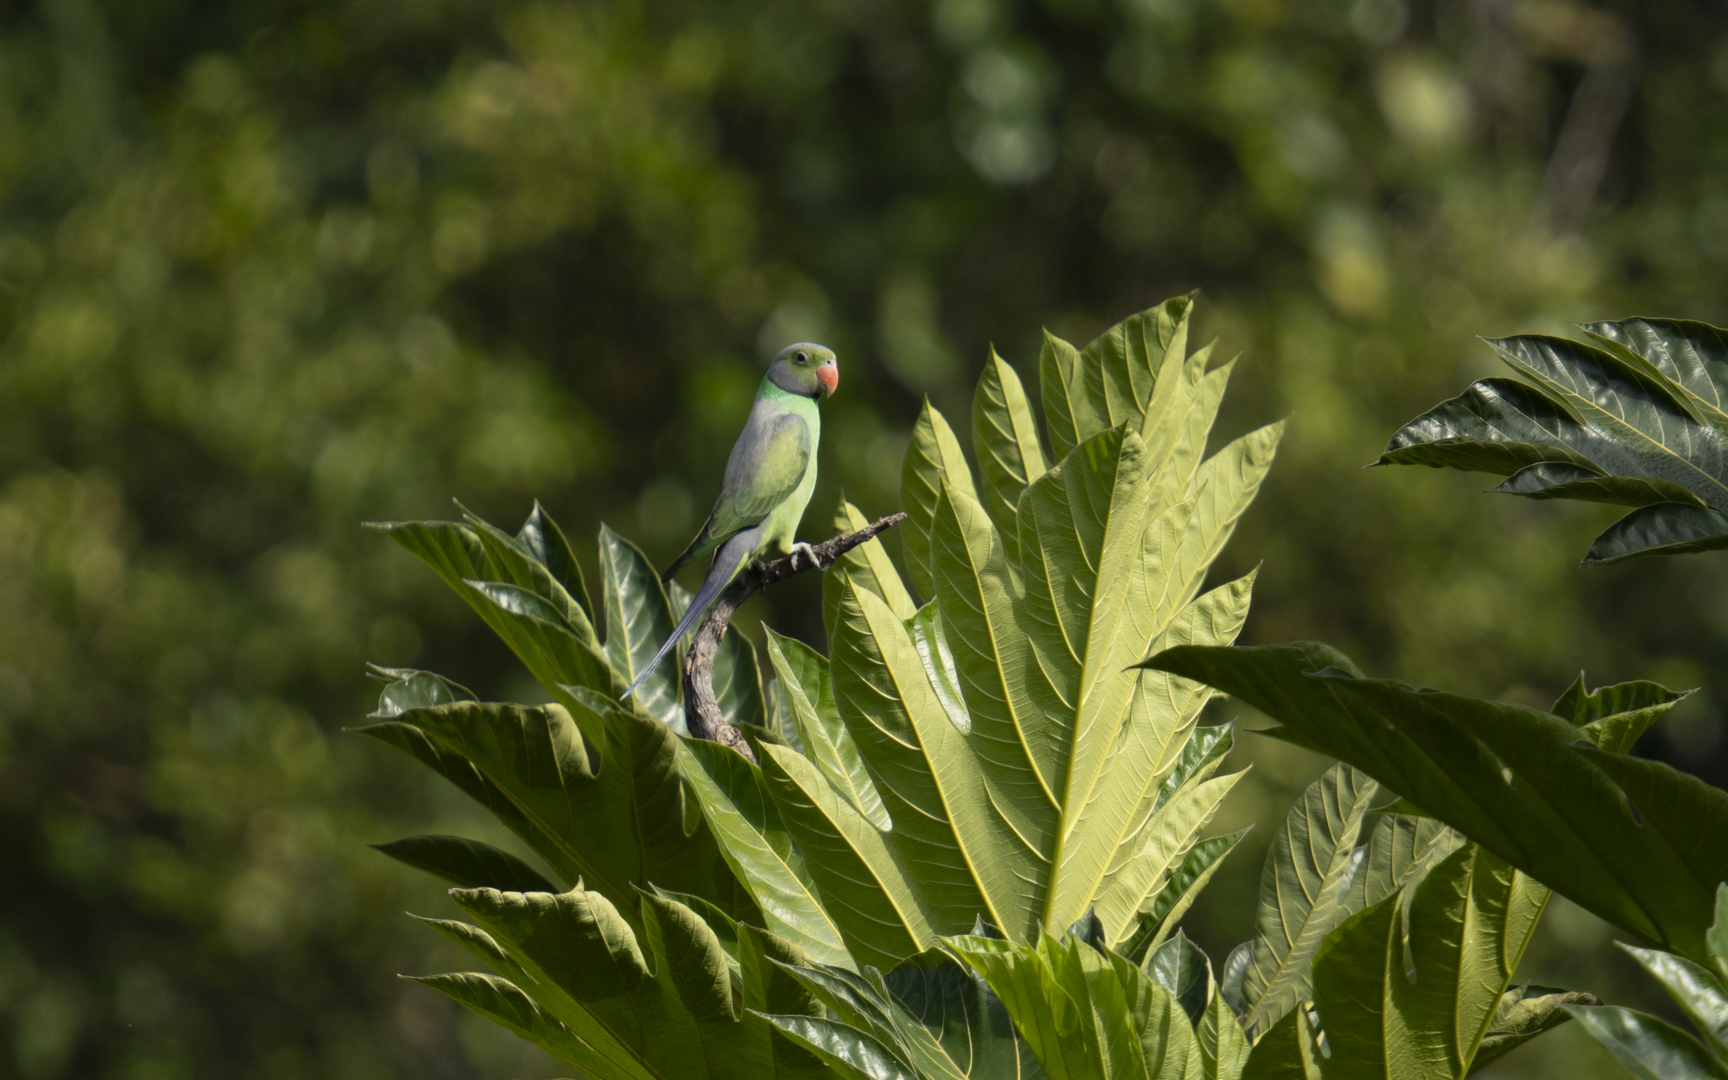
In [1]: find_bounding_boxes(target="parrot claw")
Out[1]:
[790,542,820,571]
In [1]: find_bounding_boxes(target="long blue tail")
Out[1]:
[623,528,757,700]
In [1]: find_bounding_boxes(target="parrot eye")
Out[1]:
[795,350,809,364]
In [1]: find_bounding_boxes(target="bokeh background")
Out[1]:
[3,0,1726,1076]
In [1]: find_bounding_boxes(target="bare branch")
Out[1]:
[681,512,907,762]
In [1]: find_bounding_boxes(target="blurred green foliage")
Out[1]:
[2,0,1726,1076]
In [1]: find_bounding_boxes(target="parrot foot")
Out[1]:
[790,542,820,571]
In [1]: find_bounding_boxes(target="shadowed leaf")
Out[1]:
[1377,320,1728,564]
[1237,763,1379,1041]
[372,835,556,893]
[1145,641,1728,967]
[1564,1004,1728,1080]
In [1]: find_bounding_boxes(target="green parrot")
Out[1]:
[624,342,839,700]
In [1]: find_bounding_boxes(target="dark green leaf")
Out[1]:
[1239,1006,1322,1080]
[881,949,1051,1079]
[1066,908,1106,953]
[1302,848,1560,1077]
[372,835,556,893]
[408,972,593,1072]
[712,626,765,732]
[759,1014,924,1080]
[1487,460,1698,507]
[1220,942,1250,1018]
[1564,1004,1728,1080]
[1238,763,1379,1041]
[515,500,594,622]
[1581,317,1728,435]
[1152,724,1235,816]
[444,885,820,1080]
[371,519,619,706]
[1307,898,1400,1078]
[355,719,579,890]
[1376,321,1728,564]
[1585,503,1728,564]
[1145,641,1728,968]
[600,524,683,729]
[1620,943,1728,1060]
[1377,376,1600,475]
[365,664,476,715]
[462,501,598,640]
[362,678,747,925]
[1148,930,1211,1026]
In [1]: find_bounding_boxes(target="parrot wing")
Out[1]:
[707,411,812,541]
[662,411,811,580]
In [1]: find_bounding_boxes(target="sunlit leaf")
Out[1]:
[973,348,1048,560]
[1040,330,1097,465]
[763,628,889,830]
[676,735,854,968]
[948,931,1198,1080]
[823,497,918,636]
[1552,674,1684,754]
[1711,884,1728,985]
[1121,827,1250,964]
[902,399,977,599]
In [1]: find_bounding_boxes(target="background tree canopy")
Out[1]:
[0,0,1724,1077]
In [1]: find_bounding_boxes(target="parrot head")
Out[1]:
[769,342,839,400]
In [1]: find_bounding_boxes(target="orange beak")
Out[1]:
[816,362,839,396]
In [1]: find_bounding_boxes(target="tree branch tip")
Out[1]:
[680,511,908,754]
